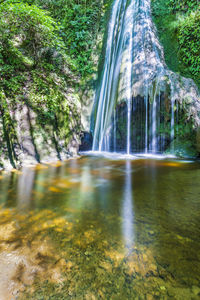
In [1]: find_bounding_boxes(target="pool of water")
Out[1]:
[0,155,200,299]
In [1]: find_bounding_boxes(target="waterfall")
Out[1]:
[151,91,157,153]
[91,0,200,155]
[92,0,126,151]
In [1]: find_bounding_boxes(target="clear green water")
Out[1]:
[0,155,200,299]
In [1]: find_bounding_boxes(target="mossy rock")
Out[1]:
[166,139,198,158]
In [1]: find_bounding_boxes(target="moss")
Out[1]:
[151,0,200,87]
[152,14,180,73]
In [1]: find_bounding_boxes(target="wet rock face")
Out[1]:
[79,131,93,151]
[0,97,81,170]
[107,94,172,153]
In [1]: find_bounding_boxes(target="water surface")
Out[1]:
[0,155,200,299]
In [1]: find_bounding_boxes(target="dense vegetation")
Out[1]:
[1,0,106,76]
[151,0,200,156]
[151,0,200,85]
[0,0,109,168]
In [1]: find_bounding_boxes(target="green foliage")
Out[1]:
[61,3,101,76]
[0,0,109,166]
[0,90,17,142]
[152,0,199,15]
[0,1,82,164]
[151,0,200,86]
[28,69,75,143]
[168,0,199,13]
[178,11,200,77]
[151,0,171,17]
[0,0,110,81]
[19,0,105,77]
[0,2,64,65]
[0,1,67,103]
[168,117,197,157]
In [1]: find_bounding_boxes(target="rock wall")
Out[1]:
[0,92,81,170]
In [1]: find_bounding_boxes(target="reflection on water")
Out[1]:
[17,167,35,209]
[0,157,200,299]
[122,160,134,249]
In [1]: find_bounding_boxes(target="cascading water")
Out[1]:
[91,0,200,154]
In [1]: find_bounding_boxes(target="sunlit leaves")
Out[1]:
[178,11,200,77]
[151,0,200,84]
[0,2,62,65]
